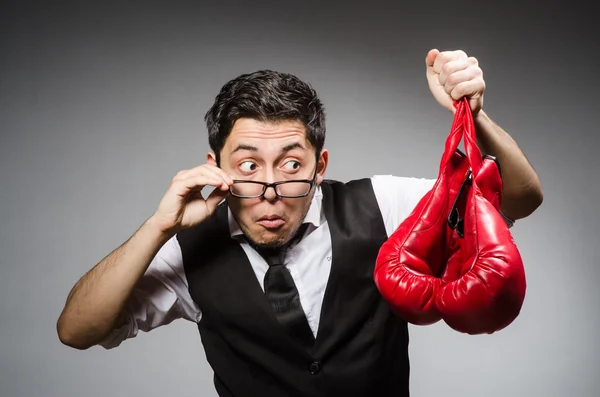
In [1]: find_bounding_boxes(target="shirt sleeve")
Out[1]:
[371,175,436,237]
[370,174,515,237]
[98,235,201,349]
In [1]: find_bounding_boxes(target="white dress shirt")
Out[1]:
[99,175,514,349]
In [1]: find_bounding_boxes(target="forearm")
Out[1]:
[57,216,173,349]
[473,110,543,220]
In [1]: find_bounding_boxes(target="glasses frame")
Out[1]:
[229,156,319,199]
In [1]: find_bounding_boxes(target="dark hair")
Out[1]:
[204,70,326,164]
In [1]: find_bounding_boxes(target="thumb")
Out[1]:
[425,48,439,70]
[205,186,230,214]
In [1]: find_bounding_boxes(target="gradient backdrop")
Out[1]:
[1,1,598,396]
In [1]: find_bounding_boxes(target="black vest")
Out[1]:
[177,178,410,397]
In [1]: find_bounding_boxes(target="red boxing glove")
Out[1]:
[373,115,471,326]
[437,99,527,334]
[374,98,526,334]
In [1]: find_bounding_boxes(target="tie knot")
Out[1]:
[264,250,286,267]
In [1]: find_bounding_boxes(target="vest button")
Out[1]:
[308,361,321,374]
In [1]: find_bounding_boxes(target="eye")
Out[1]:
[282,160,301,171]
[239,161,257,173]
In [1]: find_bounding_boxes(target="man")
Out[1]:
[57,49,543,396]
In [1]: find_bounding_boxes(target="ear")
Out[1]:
[207,152,217,166]
[316,149,329,185]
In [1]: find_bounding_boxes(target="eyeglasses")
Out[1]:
[229,162,318,199]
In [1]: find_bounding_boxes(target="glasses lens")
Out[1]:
[277,181,312,197]
[230,182,264,197]
[230,181,312,198]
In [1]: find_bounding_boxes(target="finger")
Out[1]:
[205,185,230,213]
[202,164,235,186]
[433,50,468,74]
[172,168,222,188]
[193,170,231,191]
[175,165,233,191]
[449,78,485,101]
[199,167,233,192]
[442,50,468,61]
[425,48,440,68]
[172,168,191,181]
[171,173,225,198]
[438,57,478,86]
[443,66,482,94]
[186,163,234,186]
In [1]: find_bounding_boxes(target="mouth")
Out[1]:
[256,215,286,229]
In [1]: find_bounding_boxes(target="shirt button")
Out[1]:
[308,361,321,374]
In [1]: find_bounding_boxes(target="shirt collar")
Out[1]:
[228,185,324,238]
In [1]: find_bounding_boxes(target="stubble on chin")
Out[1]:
[243,224,293,250]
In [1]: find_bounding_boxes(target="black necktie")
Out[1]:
[259,226,315,349]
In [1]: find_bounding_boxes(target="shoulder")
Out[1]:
[370,174,435,195]
[370,174,435,208]
[368,175,436,237]
[321,177,372,188]
[320,175,435,205]
[319,177,379,206]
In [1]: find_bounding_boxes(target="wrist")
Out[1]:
[473,108,489,126]
[143,216,177,246]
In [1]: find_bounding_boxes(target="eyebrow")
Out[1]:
[281,142,305,153]
[230,144,258,154]
[230,142,306,155]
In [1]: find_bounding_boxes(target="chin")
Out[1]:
[246,225,294,249]
[240,226,280,246]
[248,236,287,250]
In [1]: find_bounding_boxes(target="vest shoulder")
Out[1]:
[320,177,380,213]
[321,177,375,199]
[322,177,373,190]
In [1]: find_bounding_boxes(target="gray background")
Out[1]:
[1,1,598,396]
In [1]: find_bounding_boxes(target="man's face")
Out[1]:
[209,118,328,249]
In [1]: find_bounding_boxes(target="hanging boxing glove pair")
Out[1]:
[373,98,526,335]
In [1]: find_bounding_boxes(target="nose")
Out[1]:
[262,168,278,202]
[263,185,278,201]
